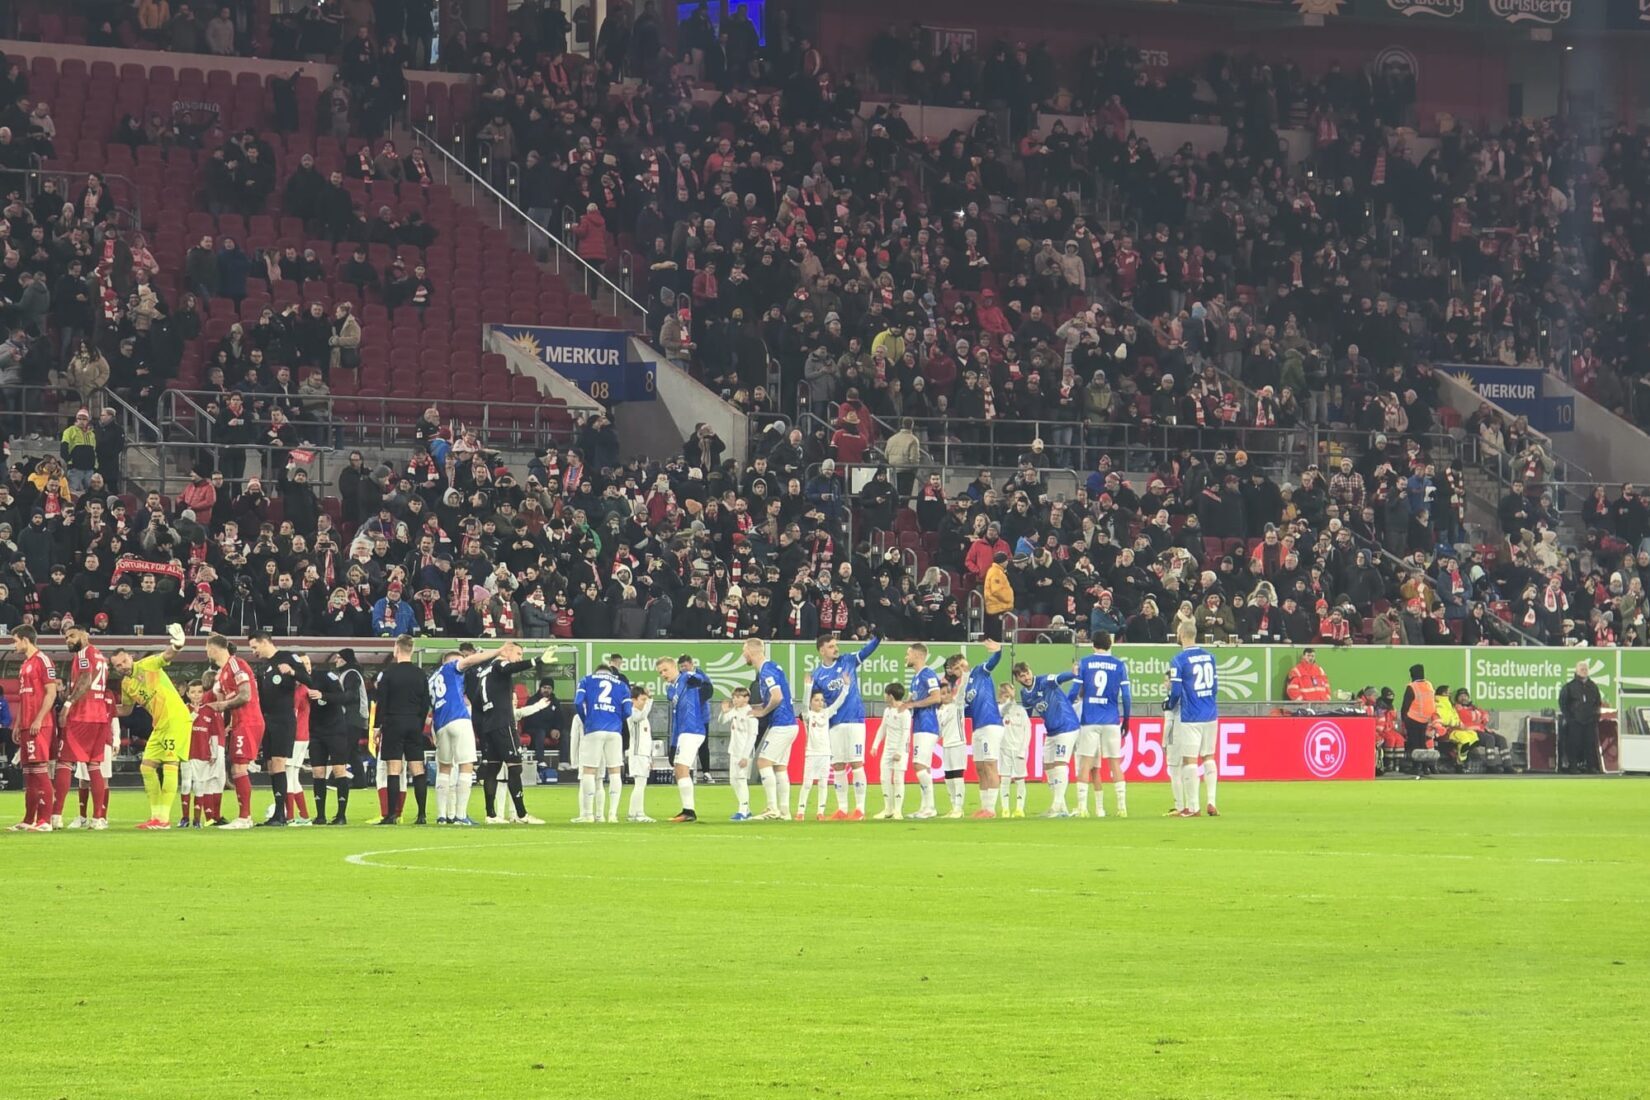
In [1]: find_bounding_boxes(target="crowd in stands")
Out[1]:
[3,7,1650,655]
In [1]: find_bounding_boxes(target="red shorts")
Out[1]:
[17,721,55,766]
[230,727,264,766]
[61,719,112,764]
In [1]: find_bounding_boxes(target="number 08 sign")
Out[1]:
[805,716,1376,783]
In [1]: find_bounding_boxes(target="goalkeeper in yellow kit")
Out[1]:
[112,625,190,829]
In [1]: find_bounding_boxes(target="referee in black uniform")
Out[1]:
[248,630,315,826]
[308,657,352,824]
[466,640,556,823]
[374,634,433,824]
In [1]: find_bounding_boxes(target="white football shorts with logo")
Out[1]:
[1079,723,1123,758]
[828,721,865,764]
[1044,731,1078,771]
[672,733,706,768]
[1176,719,1217,757]
[910,732,939,770]
[758,721,799,765]
[435,717,478,767]
[971,723,1003,763]
[580,730,622,770]
[728,728,759,767]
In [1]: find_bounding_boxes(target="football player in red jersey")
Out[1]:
[204,633,265,828]
[9,626,59,831]
[53,626,114,829]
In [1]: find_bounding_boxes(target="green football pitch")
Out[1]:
[1,779,1644,1100]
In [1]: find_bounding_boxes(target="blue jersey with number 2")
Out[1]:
[575,670,634,732]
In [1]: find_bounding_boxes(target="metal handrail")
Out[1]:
[409,123,647,324]
[15,163,145,234]
[160,387,594,452]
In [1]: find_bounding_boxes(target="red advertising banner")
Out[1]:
[785,716,1375,783]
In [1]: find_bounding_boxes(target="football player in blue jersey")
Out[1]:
[427,648,495,824]
[746,638,800,821]
[1060,632,1132,818]
[808,633,880,820]
[657,654,713,822]
[1166,621,1221,817]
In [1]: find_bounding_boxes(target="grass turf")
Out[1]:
[0,778,1644,1099]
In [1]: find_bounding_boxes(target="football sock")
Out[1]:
[456,769,473,819]
[182,792,194,822]
[851,766,867,812]
[917,770,934,812]
[233,773,254,819]
[93,774,111,819]
[480,762,500,817]
[314,778,329,821]
[1048,768,1069,812]
[758,765,778,813]
[141,766,161,820]
[1115,779,1128,815]
[376,785,390,819]
[506,765,527,816]
[1014,778,1027,813]
[158,765,178,824]
[296,790,310,819]
[24,772,43,823]
[677,776,695,812]
[270,771,288,821]
[579,774,596,818]
[1076,780,1090,812]
[945,776,965,810]
[78,785,90,818]
[1168,760,1184,810]
[1181,762,1200,810]
[52,764,72,817]
[880,766,894,805]
[395,790,407,817]
[412,772,429,817]
[385,774,401,820]
[731,767,749,815]
[816,781,828,815]
[893,773,906,813]
[775,772,790,817]
[606,773,622,821]
[832,767,848,812]
[1202,761,1218,809]
[435,771,452,819]
[332,777,351,818]
[285,792,297,820]
[982,787,999,813]
[629,772,648,817]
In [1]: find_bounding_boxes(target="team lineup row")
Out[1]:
[5,623,1225,831]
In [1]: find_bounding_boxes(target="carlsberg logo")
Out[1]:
[1488,0,1571,23]
[1385,0,1465,16]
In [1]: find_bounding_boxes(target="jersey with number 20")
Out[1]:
[1167,647,1219,723]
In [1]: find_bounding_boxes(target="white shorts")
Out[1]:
[435,718,477,767]
[803,753,831,783]
[1044,731,1078,772]
[1080,724,1123,759]
[757,722,798,765]
[1177,719,1217,758]
[187,755,226,794]
[728,730,759,767]
[569,724,583,769]
[1001,752,1027,780]
[829,722,866,765]
[910,732,939,770]
[972,724,1003,763]
[73,749,113,782]
[628,748,653,777]
[941,742,969,773]
[581,730,622,771]
[672,733,706,768]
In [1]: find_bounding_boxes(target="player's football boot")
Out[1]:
[872,808,894,820]
[64,816,85,830]
[412,815,428,825]
[221,818,253,829]
[28,821,53,832]
[330,815,348,826]
[1179,808,1201,818]
[669,810,698,823]
[892,807,904,820]
[971,809,997,819]
[632,814,657,823]
[729,812,751,821]
[1164,808,1184,816]
[90,818,108,831]
[1011,808,1026,818]
[944,807,965,819]
[434,816,449,825]
[910,808,937,819]
[847,809,865,821]
[50,815,64,829]
[484,816,507,825]
[135,819,167,830]
[570,815,596,824]
[452,817,477,826]
[1115,808,1128,819]
[829,810,849,821]
[1073,806,1091,818]
[8,822,32,832]
[1205,804,1220,817]
[517,814,546,825]
[290,817,312,827]
[1041,808,1070,819]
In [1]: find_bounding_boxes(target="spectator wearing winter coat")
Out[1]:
[574,204,609,268]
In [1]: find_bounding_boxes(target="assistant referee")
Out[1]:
[373,634,433,824]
